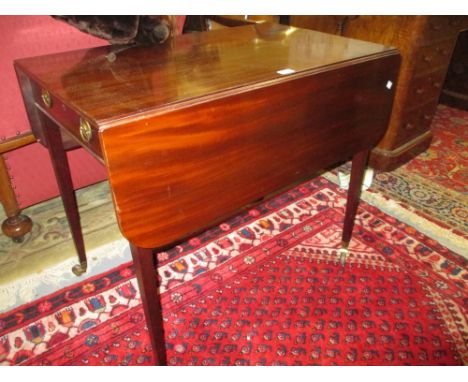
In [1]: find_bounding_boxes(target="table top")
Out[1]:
[16,24,399,248]
[15,23,395,128]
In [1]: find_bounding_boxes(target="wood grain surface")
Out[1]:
[15,24,393,126]
[101,55,399,248]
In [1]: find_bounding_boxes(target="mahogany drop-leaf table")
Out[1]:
[15,24,400,365]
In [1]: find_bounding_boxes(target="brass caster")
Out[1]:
[338,241,349,266]
[72,262,88,276]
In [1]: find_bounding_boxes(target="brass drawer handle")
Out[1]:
[41,89,52,108]
[79,118,93,142]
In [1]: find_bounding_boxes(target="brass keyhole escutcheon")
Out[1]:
[41,89,52,108]
[79,118,93,142]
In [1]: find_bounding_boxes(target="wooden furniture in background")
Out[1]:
[183,15,283,33]
[0,16,109,223]
[289,16,468,171]
[440,29,468,110]
[15,24,399,364]
[0,133,35,242]
[0,16,111,249]
[203,15,280,30]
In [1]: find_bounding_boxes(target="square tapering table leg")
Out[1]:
[130,244,167,366]
[341,149,370,248]
[41,116,88,276]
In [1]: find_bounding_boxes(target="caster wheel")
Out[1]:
[72,262,87,276]
[338,247,349,266]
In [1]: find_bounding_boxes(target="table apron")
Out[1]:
[100,54,399,248]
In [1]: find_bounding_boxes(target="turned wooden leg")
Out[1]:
[41,116,87,276]
[340,149,369,264]
[130,243,167,366]
[0,154,32,243]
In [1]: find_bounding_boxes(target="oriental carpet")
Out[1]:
[1,105,467,366]
[324,105,467,255]
[1,176,467,366]
[366,105,467,249]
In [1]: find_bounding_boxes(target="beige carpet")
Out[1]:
[0,181,130,312]
[0,181,123,282]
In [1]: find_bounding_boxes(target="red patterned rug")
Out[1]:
[323,105,467,255]
[404,105,467,193]
[1,177,467,366]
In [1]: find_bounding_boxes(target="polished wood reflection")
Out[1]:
[16,23,392,125]
[101,55,399,248]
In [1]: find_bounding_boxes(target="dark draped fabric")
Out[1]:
[53,16,176,45]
